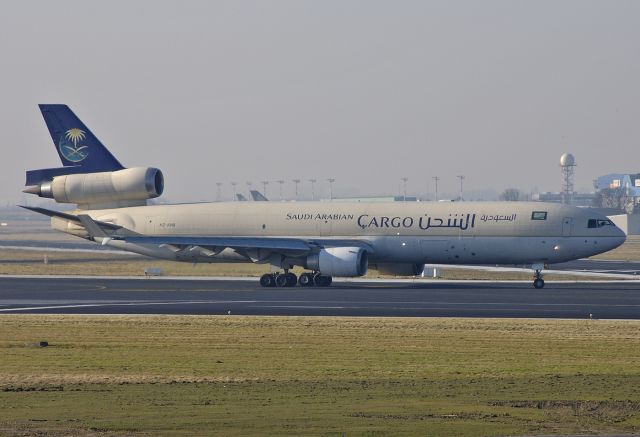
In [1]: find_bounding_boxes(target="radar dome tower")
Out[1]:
[559,153,576,204]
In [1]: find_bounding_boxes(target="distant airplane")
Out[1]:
[23,105,626,288]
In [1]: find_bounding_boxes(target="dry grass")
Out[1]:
[1,316,640,436]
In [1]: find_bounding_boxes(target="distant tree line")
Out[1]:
[592,187,637,213]
[500,188,521,201]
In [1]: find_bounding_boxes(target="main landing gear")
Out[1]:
[259,272,297,287]
[259,272,332,288]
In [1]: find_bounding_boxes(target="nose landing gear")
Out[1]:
[532,263,545,289]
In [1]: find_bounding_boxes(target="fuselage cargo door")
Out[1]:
[562,217,572,237]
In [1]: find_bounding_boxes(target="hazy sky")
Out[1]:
[1,0,639,204]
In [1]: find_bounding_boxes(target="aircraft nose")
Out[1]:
[612,225,627,248]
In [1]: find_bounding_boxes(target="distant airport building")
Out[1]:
[595,173,640,191]
[594,173,640,214]
[331,196,418,202]
[532,191,596,207]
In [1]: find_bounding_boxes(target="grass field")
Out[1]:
[1,316,640,436]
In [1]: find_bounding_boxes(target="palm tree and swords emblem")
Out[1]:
[59,128,89,162]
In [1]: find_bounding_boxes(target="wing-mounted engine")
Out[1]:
[24,167,164,209]
[306,247,368,277]
[374,262,425,276]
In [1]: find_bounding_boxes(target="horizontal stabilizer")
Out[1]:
[26,166,83,187]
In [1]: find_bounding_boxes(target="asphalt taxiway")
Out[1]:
[1,276,639,319]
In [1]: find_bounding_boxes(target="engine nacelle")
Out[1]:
[306,247,368,277]
[32,167,163,205]
[375,263,425,276]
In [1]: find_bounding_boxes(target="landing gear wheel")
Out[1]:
[532,266,545,289]
[285,273,298,287]
[275,274,288,288]
[299,273,314,287]
[260,274,274,287]
[314,274,332,287]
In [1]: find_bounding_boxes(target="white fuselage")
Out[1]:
[54,201,626,267]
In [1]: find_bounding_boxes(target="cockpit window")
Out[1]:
[531,211,547,220]
[588,218,614,228]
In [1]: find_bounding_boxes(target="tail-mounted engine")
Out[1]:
[24,167,164,208]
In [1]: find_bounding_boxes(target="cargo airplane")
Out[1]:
[22,105,626,289]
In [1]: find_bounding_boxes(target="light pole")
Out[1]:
[216,182,222,201]
[261,180,269,197]
[457,175,465,201]
[277,180,284,200]
[401,177,408,201]
[231,182,237,201]
[292,179,300,200]
[327,178,335,201]
[433,176,440,201]
[309,179,317,201]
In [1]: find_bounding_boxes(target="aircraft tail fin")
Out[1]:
[26,105,125,186]
[250,190,269,201]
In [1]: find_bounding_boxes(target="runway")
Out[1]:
[1,276,639,319]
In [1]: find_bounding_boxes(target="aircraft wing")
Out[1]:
[122,235,316,253]
[29,210,374,259]
[116,235,374,257]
